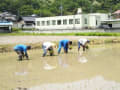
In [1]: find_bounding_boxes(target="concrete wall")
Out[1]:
[35,15,82,30]
[23,28,120,33]
[88,13,109,28]
[104,28,120,32]
[23,29,105,33]
[35,13,109,30]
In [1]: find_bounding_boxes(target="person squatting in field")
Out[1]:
[42,42,56,57]
[58,39,72,54]
[14,44,31,61]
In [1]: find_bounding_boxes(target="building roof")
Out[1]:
[113,10,120,14]
[0,20,13,26]
[101,19,120,22]
[22,17,35,22]
[0,12,16,21]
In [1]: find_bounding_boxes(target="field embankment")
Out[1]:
[0,36,120,53]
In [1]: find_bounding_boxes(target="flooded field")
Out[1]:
[0,43,120,90]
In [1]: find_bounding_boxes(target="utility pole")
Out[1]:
[90,0,94,13]
[60,0,63,16]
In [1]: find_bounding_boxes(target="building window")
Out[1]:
[63,19,67,25]
[57,20,61,25]
[96,20,98,25]
[52,20,56,25]
[41,21,45,26]
[69,19,73,24]
[47,20,50,25]
[75,19,80,24]
[84,18,87,24]
[37,21,40,26]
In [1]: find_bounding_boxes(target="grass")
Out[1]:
[0,28,120,36]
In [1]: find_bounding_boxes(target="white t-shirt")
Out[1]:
[78,38,88,45]
[43,42,55,50]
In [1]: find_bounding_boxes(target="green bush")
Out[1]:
[12,28,22,32]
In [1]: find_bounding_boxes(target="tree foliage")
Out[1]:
[0,0,120,16]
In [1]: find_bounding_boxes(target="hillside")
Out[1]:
[0,0,120,16]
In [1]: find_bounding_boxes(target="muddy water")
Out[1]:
[0,44,120,90]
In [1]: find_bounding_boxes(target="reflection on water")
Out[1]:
[43,63,56,70]
[15,61,29,76]
[58,55,69,68]
[42,55,69,69]
[15,71,28,76]
[41,57,57,70]
[29,76,120,90]
[77,51,88,64]
[78,56,88,63]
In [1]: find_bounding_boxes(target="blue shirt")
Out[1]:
[59,39,69,48]
[14,44,27,53]
[58,39,69,53]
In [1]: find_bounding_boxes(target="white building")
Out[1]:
[35,13,108,30]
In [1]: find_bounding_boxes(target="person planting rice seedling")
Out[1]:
[78,38,90,52]
[42,42,56,57]
[58,39,72,54]
[14,44,31,61]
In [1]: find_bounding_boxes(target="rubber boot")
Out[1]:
[18,55,22,61]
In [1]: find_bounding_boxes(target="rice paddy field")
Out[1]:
[0,41,120,90]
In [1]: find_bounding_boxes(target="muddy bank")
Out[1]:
[0,36,120,53]
[0,36,119,45]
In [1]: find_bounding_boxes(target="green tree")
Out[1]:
[19,5,34,16]
[114,3,120,11]
[0,0,120,17]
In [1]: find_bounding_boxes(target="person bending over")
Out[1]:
[14,44,31,61]
[78,38,90,52]
[58,39,72,54]
[42,42,56,57]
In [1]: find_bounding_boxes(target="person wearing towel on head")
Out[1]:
[78,38,90,52]
[58,39,72,54]
[14,44,31,61]
[42,42,56,57]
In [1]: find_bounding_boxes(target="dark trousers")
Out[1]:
[14,50,24,60]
